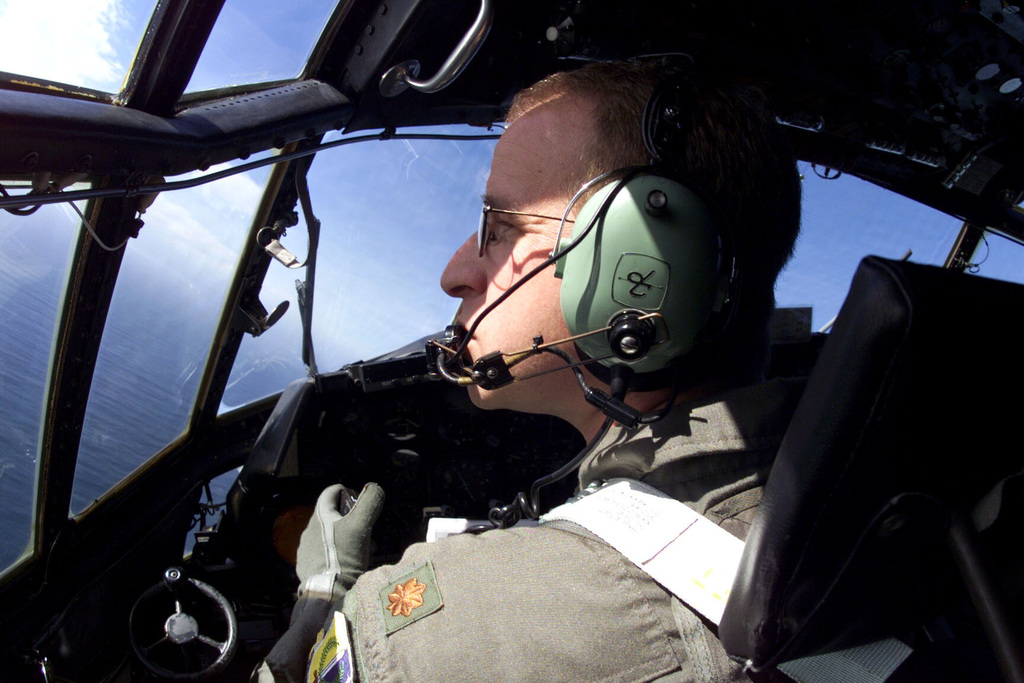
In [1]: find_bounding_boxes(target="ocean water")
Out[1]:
[1,206,78,571]
[0,192,252,571]
[0,278,57,570]
[0,253,244,570]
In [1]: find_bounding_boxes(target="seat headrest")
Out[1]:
[719,256,1024,668]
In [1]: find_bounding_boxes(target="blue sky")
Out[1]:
[0,0,333,93]
[0,0,136,91]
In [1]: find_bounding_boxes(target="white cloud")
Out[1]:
[112,165,273,297]
[138,193,242,276]
[0,0,128,91]
[197,165,266,218]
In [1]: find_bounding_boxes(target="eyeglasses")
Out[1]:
[477,205,574,257]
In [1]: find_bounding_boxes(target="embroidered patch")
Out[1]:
[378,561,443,634]
[388,577,426,616]
[306,611,354,683]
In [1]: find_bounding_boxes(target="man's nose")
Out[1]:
[440,234,486,299]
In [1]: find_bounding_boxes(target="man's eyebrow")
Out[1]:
[480,193,524,211]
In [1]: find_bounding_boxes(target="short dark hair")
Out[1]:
[507,61,802,384]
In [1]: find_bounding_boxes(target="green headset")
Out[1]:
[435,76,739,395]
[552,77,738,383]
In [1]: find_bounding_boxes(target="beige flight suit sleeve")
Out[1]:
[339,523,745,682]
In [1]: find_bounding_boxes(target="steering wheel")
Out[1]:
[128,567,238,680]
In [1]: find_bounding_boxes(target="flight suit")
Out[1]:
[338,378,806,682]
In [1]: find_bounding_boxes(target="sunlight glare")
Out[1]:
[0,0,128,91]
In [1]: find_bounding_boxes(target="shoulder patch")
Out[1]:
[378,561,444,634]
[306,611,354,683]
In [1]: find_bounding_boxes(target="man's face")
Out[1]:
[439,96,598,422]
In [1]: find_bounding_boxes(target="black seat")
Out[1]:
[719,256,1024,680]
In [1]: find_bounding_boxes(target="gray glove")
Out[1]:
[259,482,384,683]
[296,482,385,603]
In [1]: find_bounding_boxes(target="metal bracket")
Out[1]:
[257,223,305,269]
[235,297,289,337]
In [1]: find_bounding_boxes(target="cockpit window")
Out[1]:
[184,0,339,94]
[70,163,271,515]
[967,230,1024,286]
[220,129,497,411]
[776,164,964,331]
[0,197,78,573]
[0,0,149,94]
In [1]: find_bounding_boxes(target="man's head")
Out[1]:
[440,61,801,435]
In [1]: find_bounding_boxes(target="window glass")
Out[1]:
[220,129,497,412]
[183,467,238,557]
[968,231,1024,286]
[185,0,338,93]
[224,144,978,408]
[776,164,964,331]
[0,198,78,573]
[71,163,270,514]
[0,0,151,93]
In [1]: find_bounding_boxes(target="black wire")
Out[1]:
[966,233,990,273]
[0,131,503,211]
[488,416,614,528]
[486,349,632,529]
[812,164,842,180]
[470,347,680,531]
[639,366,681,425]
[525,415,615,516]
[538,337,676,428]
[608,364,632,399]
[0,182,41,215]
[539,345,589,393]
[450,167,647,364]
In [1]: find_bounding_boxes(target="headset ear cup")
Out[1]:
[556,173,729,374]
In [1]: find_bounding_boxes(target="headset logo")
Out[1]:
[624,270,659,297]
[612,253,669,309]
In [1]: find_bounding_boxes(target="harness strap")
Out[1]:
[540,478,912,683]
